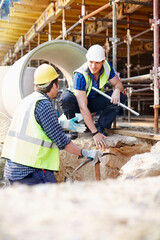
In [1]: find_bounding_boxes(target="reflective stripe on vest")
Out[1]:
[73,60,111,96]
[2,92,59,171]
[8,98,56,149]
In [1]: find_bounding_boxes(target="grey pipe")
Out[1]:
[0,40,87,117]
[92,87,139,116]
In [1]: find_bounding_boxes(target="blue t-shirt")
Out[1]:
[72,61,115,98]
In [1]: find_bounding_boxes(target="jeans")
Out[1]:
[9,169,57,185]
[59,90,126,129]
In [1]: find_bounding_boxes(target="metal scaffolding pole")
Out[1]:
[48,22,52,41]
[121,74,152,83]
[83,3,111,21]
[81,0,85,47]
[56,3,111,40]
[38,33,40,66]
[62,8,66,40]
[152,0,160,133]
[112,0,118,71]
[105,26,110,60]
[126,17,132,122]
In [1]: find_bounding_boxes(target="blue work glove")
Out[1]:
[60,117,86,133]
[81,149,103,164]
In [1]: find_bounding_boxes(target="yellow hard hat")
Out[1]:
[34,64,59,85]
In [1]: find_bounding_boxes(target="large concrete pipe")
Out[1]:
[0,66,11,116]
[0,40,87,118]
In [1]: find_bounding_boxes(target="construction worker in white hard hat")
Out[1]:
[2,63,102,185]
[59,44,126,150]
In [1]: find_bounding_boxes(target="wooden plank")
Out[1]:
[108,129,160,141]
[9,16,35,25]
[20,0,50,8]
[13,4,46,14]
[10,11,41,20]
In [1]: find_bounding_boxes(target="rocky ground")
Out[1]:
[0,177,160,240]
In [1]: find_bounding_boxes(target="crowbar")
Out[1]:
[92,86,139,116]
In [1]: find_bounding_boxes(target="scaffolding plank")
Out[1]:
[108,129,160,141]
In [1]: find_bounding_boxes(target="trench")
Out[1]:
[54,133,152,183]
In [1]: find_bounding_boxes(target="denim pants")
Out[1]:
[9,169,57,185]
[59,90,126,129]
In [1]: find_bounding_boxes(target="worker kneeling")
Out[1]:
[2,64,102,185]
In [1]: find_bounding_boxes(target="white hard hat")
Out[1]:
[86,44,105,62]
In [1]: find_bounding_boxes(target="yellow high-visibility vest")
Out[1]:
[2,92,59,171]
[73,60,111,96]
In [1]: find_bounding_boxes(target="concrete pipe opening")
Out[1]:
[1,40,87,118]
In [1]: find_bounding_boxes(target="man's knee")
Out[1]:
[59,91,71,105]
[59,90,78,112]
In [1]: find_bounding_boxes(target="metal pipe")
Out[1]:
[0,40,87,117]
[127,29,131,78]
[81,0,85,47]
[90,17,150,27]
[132,87,151,93]
[132,28,152,40]
[126,19,131,122]
[0,0,5,9]
[48,22,52,41]
[153,0,159,133]
[56,2,111,41]
[105,26,110,60]
[69,32,108,39]
[83,3,111,21]
[121,74,151,83]
[62,8,66,40]
[116,28,152,47]
[92,87,139,116]
[112,0,117,71]
[118,0,154,6]
[56,21,80,40]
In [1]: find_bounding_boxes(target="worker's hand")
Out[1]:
[81,149,103,164]
[60,117,86,133]
[111,89,121,106]
[93,132,108,151]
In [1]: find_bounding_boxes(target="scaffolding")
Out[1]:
[0,0,160,133]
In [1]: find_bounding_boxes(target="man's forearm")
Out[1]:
[115,82,124,92]
[79,107,97,133]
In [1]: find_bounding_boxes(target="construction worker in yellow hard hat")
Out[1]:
[2,63,102,185]
[59,44,127,148]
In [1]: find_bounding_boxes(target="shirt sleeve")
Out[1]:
[108,62,116,80]
[35,100,71,150]
[72,72,86,91]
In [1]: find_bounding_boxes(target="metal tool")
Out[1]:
[91,86,139,116]
[74,152,116,173]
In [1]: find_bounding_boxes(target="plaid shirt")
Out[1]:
[4,92,71,180]
[73,61,115,98]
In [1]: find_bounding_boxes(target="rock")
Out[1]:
[0,177,160,240]
[120,141,160,178]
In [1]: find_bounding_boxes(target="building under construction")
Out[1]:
[0,0,159,137]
